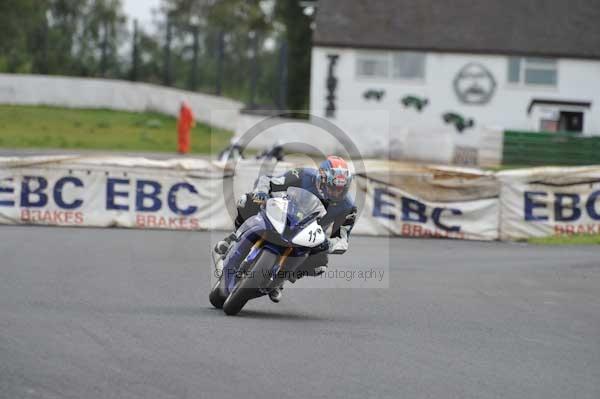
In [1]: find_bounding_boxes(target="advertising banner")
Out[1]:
[0,157,232,231]
[8,157,599,242]
[498,167,600,240]
[0,157,503,241]
[355,177,499,241]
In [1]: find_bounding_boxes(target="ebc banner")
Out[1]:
[0,165,231,231]
[355,178,500,241]
[498,167,600,240]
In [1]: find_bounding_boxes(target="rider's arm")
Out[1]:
[253,168,304,194]
[328,205,357,255]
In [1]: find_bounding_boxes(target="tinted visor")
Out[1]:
[326,184,349,201]
[325,174,351,201]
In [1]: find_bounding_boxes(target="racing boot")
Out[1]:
[214,232,236,256]
[288,264,328,284]
[269,285,284,303]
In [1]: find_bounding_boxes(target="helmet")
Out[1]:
[316,156,352,202]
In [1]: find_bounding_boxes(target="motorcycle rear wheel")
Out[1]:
[209,277,227,309]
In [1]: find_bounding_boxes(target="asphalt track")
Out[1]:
[0,226,599,399]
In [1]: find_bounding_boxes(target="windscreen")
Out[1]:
[285,187,326,225]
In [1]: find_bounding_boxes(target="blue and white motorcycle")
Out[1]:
[210,187,327,315]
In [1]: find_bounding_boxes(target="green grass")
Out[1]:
[0,105,233,153]
[485,165,532,172]
[529,234,600,245]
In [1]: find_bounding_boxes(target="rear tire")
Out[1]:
[223,250,278,316]
[209,277,227,309]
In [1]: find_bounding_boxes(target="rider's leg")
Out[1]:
[268,286,283,303]
[215,232,237,255]
[296,250,329,278]
[269,250,328,303]
[215,194,260,255]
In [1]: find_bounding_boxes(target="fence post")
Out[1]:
[188,23,200,91]
[215,31,225,95]
[130,19,139,82]
[248,32,259,107]
[277,40,288,110]
[163,16,173,87]
[100,20,109,77]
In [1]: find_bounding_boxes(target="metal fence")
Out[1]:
[503,131,600,166]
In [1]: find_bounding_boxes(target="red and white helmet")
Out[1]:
[316,156,352,202]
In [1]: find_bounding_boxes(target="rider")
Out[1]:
[215,156,358,303]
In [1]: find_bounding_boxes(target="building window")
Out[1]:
[356,52,389,78]
[508,57,557,86]
[392,52,425,79]
[357,51,425,80]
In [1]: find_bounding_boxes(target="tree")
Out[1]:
[0,0,48,73]
[76,0,128,77]
[46,0,87,75]
[0,0,296,107]
[0,0,128,77]
[136,28,164,84]
[155,0,273,99]
[275,0,313,110]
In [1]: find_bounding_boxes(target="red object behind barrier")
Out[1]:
[177,102,195,154]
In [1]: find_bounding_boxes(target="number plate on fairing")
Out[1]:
[292,220,325,248]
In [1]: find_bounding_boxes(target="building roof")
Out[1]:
[313,0,600,59]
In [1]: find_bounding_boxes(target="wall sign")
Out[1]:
[325,54,339,118]
[443,112,474,133]
[453,63,496,105]
[364,89,385,101]
[401,95,429,112]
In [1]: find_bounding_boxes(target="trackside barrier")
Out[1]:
[498,166,600,240]
[0,156,599,241]
[503,131,600,166]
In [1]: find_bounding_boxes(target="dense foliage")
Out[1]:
[0,0,314,108]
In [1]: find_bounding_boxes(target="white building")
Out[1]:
[309,0,600,158]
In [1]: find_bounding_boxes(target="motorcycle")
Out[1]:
[210,187,327,315]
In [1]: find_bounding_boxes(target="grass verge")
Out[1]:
[0,105,232,153]
[529,234,600,245]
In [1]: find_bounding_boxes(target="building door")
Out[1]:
[559,111,584,133]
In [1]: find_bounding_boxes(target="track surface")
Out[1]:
[1,226,599,399]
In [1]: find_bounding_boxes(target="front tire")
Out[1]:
[223,250,278,316]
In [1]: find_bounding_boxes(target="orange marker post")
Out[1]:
[177,102,195,154]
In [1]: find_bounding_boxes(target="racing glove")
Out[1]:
[252,191,269,204]
[314,240,330,254]
[328,225,350,255]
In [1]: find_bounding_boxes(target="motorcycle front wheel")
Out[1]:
[223,250,278,316]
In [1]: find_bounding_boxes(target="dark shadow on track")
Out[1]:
[232,309,331,321]
[18,301,332,321]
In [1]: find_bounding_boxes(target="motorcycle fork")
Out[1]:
[271,247,293,281]
[237,238,265,276]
